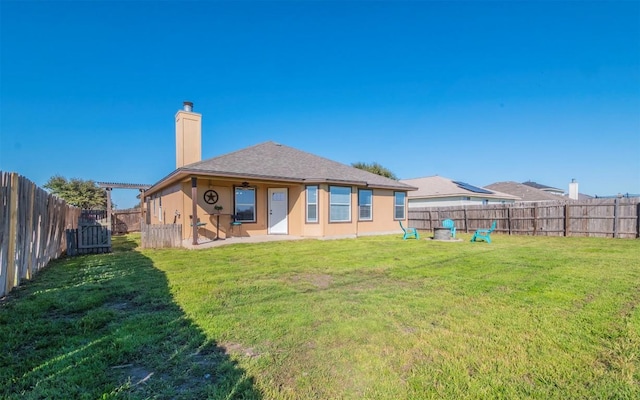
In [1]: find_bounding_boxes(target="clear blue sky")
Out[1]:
[1,1,639,209]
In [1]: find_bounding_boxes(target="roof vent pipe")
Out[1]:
[183,101,193,112]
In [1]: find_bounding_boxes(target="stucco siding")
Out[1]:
[356,189,404,235]
[148,178,409,241]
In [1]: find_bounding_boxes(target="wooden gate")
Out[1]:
[66,210,112,256]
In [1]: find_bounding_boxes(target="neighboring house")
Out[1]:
[485,181,575,202]
[522,181,565,196]
[400,175,520,208]
[143,102,416,243]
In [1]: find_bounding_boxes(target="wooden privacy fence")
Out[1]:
[141,223,182,248]
[0,171,80,297]
[112,208,143,234]
[409,197,640,239]
[66,211,112,256]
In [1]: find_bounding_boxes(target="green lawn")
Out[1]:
[1,233,639,399]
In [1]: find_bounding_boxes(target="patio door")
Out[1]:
[268,188,288,234]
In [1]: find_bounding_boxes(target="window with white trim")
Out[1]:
[358,189,372,221]
[235,187,256,222]
[394,192,406,220]
[306,185,318,223]
[329,186,351,222]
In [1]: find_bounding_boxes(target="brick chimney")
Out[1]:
[175,101,202,168]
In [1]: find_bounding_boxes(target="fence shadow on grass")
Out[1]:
[0,235,262,399]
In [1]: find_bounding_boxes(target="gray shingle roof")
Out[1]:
[522,181,564,192]
[400,176,520,200]
[485,181,574,202]
[179,141,414,190]
[577,193,594,200]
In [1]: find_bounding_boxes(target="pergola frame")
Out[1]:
[97,182,151,230]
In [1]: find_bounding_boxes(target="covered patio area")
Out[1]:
[182,234,307,249]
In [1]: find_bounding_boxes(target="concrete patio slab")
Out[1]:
[182,235,307,249]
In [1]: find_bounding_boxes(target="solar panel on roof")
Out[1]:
[453,181,493,194]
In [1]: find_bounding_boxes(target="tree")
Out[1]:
[351,162,398,180]
[44,175,107,209]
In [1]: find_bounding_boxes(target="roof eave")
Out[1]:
[145,169,416,197]
[145,169,308,196]
[301,178,416,191]
[182,169,305,184]
[370,183,418,191]
[144,169,189,196]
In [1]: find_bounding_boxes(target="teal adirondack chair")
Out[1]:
[442,219,456,238]
[399,221,419,240]
[471,220,497,243]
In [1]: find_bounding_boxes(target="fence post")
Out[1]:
[637,201,640,238]
[106,187,112,235]
[6,173,19,294]
[533,204,538,236]
[564,204,570,237]
[506,206,511,236]
[25,185,35,280]
[613,197,620,238]
[464,207,469,233]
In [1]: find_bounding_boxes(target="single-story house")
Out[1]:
[143,102,417,244]
[399,175,520,207]
[485,181,576,202]
[522,179,593,200]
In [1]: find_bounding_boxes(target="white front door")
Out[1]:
[268,188,288,234]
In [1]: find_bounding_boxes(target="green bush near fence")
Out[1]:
[1,233,639,399]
